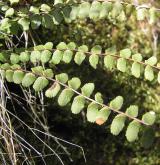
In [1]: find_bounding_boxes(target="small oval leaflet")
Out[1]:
[99,2,112,19]
[87,103,99,123]
[126,120,140,142]
[104,55,116,70]
[144,65,154,81]
[126,105,138,118]
[89,1,102,20]
[95,92,103,104]
[81,83,95,97]
[10,53,20,64]
[22,73,36,87]
[131,62,141,78]
[43,69,54,78]
[111,1,123,18]
[110,96,123,110]
[20,52,30,63]
[78,2,91,19]
[145,56,157,66]
[71,96,85,114]
[62,50,73,63]
[55,73,68,83]
[40,50,52,63]
[13,70,25,84]
[132,53,142,62]
[56,42,67,50]
[45,83,61,98]
[33,77,49,92]
[5,70,14,82]
[96,107,111,125]
[68,77,81,90]
[120,48,131,58]
[18,18,30,31]
[31,15,41,29]
[51,50,63,65]
[31,66,44,75]
[142,111,156,125]
[58,89,74,106]
[110,114,126,135]
[89,54,99,69]
[74,52,86,65]
[117,58,127,72]
[5,8,14,17]
[30,51,41,63]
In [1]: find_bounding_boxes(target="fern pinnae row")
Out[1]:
[28,75,152,125]
[2,42,160,84]
[52,79,146,125]
[6,45,160,72]
[0,67,148,125]
[64,48,160,71]
[86,0,160,12]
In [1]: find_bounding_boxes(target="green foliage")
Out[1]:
[132,53,142,62]
[96,107,111,125]
[30,51,41,63]
[104,56,116,70]
[78,2,90,19]
[145,56,157,66]
[40,50,52,63]
[142,111,156,125]
[13,70,25,84]
[2,41,160,84]
[55,73,68,83]
[89,1,101,20]
[87,103,99,123]
[31,66,44,75]
[131,62,141,78]
[51,50,63,64]
[81,83,95,97]
[62,50,73,63]
[18,18,30,31]
[95,92,103,104]
[68,77,81,90]
[22,73,36,87]
[45,83,61,98]
[101,1,112,17]
[144,65,154,81]
[0,3,159,162]
[74,45,88,65]
[71,96,85,114]
[58,89,74,106]
[5,70,14,82]
[110,114,126,135]
[43,69,54,78]
[5,8,14,17]
[117,58,127,72]
[89,54,99,69]
[10,53,20,64]
[9,0,19,5]
[110,96,123,110]
[141,128,155,149]
[33,76,49,92]
[120,48,131,58]
[125,120,140,142]
[20,52,30,63]
[126,105,139,118]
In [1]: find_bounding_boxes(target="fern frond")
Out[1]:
[3,42,160,84]
[1,0,159,33]
[0,65,156,142]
